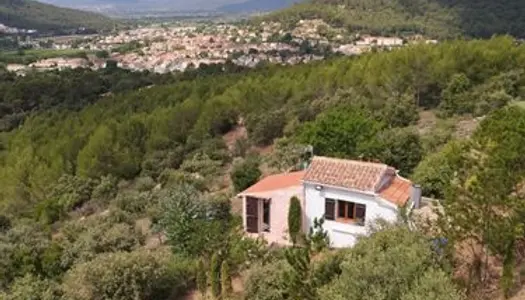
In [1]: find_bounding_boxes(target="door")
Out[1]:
[246,197,259,233]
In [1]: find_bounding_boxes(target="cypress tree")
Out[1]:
[196,259,207,297]
[288,196,302,245]
[209,253,221,298]
[220,260,232,298]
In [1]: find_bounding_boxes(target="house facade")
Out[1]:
[238,156,421,248]
[238,171,305,245]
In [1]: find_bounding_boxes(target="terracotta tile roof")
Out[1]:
[379,176,412,206]
[303,156,391,192]
[240,171,305,195]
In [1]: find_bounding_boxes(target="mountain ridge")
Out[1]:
[0,0,116,32]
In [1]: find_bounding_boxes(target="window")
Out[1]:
[325,199,335,220]
[336,200,366,225]
[325,198,366,225]
[263,199,271,232]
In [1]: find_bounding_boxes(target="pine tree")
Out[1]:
[220,260,232,298]
[307,217,330,253]
[209,253,221,299]
[288,196,302,245]
[196,259,207,297]
[284,247,316,300]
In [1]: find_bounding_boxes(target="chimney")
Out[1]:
[411,184,422,209]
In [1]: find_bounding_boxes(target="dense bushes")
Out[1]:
[297,107,382,158]
[411,140,466,198]
[319,225,460,300]
[61,250,193,300]
[244,260,291,300]
[0,274,60,300]
[231,158,262,192]
[246,110,286,146]
[158,185,232,257]
[297,108,423,175]
[244,224,462,300]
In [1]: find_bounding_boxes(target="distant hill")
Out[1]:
[262,0,525,39]
[0,0,116,32]
[39,0,249,12]
[219,0,299,13]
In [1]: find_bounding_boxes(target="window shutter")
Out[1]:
[246,197,259,233]
[347,202,355,219]
[325,199,335,220]
[356,204,366,220]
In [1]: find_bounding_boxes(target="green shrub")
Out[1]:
[0,274,61,300]
[210,253,221,298]
[319,225,460,300]
[62,250,193,300]
[230,158,261,193]
[196,259,208,297]
[90,175,118,206]
[221,260,232,298]
[133,176,156,192]
[112,191,153,215]
[59,216,143,268]
[411,140,466,198]
[158,185,231,257]
[0,215,11,233]
[246,110,286,146]
[363,128,423,176]
[297,107,382,159]
[180,152,223,180]
[233,137,250,158]
[244,260,291,300]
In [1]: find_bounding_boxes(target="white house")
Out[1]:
[302,156,420,247]
[238,156,421,248]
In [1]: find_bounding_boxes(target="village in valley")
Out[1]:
[4,19,438,74]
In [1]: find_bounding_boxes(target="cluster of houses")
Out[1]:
[237,156,423,248]
[6,19,438,75]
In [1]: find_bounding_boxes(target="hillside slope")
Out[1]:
[0,0,116,32]
[263,0,525,39]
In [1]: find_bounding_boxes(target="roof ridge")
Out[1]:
[313,156,388,168]
[238,170,305,195]
[266,170,306,177]
[305,156,390,192]
[395,174,413,184]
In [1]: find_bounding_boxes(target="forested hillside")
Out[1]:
[0,0,116,32]
[1,37,525,299]
[0,67,183,131]
[263,0,525,38]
